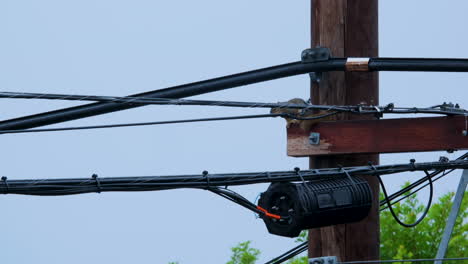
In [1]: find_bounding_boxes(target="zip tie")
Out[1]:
[356,105,363,113]
[202,170,210,189]
[339,166,358,189]
[92,174,102,193]
[294,167,306,184]
[410,159,416,171]
[368,161,378,174]
[266,171,272,181]
[1,176,9,193]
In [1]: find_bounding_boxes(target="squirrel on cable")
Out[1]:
[270,98,332,131]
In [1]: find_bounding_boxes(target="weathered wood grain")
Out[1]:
[290,116,468,157]
[308,0,380,261]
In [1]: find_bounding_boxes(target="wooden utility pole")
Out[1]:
[308,0,380,261]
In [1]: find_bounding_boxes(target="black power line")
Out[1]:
[0,60,341,130]
[1,52,468,130]
[1,159,467,196]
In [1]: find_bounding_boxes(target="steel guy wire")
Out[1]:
[0,112,340,135]
[0,91,467,116]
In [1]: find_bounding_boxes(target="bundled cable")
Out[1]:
[1,159,467,196]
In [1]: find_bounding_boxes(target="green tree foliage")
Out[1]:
[226,241,261,264]
[380,185,467,260]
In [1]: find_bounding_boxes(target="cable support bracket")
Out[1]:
[301,47,331,83]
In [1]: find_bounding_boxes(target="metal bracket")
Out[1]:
[309,256,338,264]
[309,132,320,145]
[301,47,331,83]
[434,169,468,264]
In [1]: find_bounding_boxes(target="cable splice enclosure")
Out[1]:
[258,177,372,237]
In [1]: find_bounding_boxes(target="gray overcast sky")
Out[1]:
[1,1,467,263]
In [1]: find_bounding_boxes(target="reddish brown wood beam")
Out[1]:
[289,116,468,157]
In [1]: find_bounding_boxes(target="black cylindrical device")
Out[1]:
[258,177,372,237]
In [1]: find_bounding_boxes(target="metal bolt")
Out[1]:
[309,132,320,145]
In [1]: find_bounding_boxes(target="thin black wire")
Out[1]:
[380,170,451,212]
[378,171,433,228]
[264,241,307,264]
[379,153,468,208]
[207,187,263,216]
[0,112,339,135]
[0,114,281,134]
[1,91,467,116]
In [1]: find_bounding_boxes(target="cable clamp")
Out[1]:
[1,176,9,193]
[301,47,331,83]
[309,256,338,264]
[373,105,383,118]
[92,174,102,193]
[202,170,210,189]
[439,156,449,163]
[383,103,394,112]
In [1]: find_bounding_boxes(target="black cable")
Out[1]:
[1,159,466,196]
[0,60,344,131]
[378,170,433,227]
[380,170,449,212]
[0,114,283,135]
[368,58,468,72]
[380,153,468,207]
[208,187,261,215]
[0,111,341,135]
[1,91,466,116]
[1,55,468,130]
[264,241,308,264]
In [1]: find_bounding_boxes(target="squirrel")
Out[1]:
[270,98,333,131]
